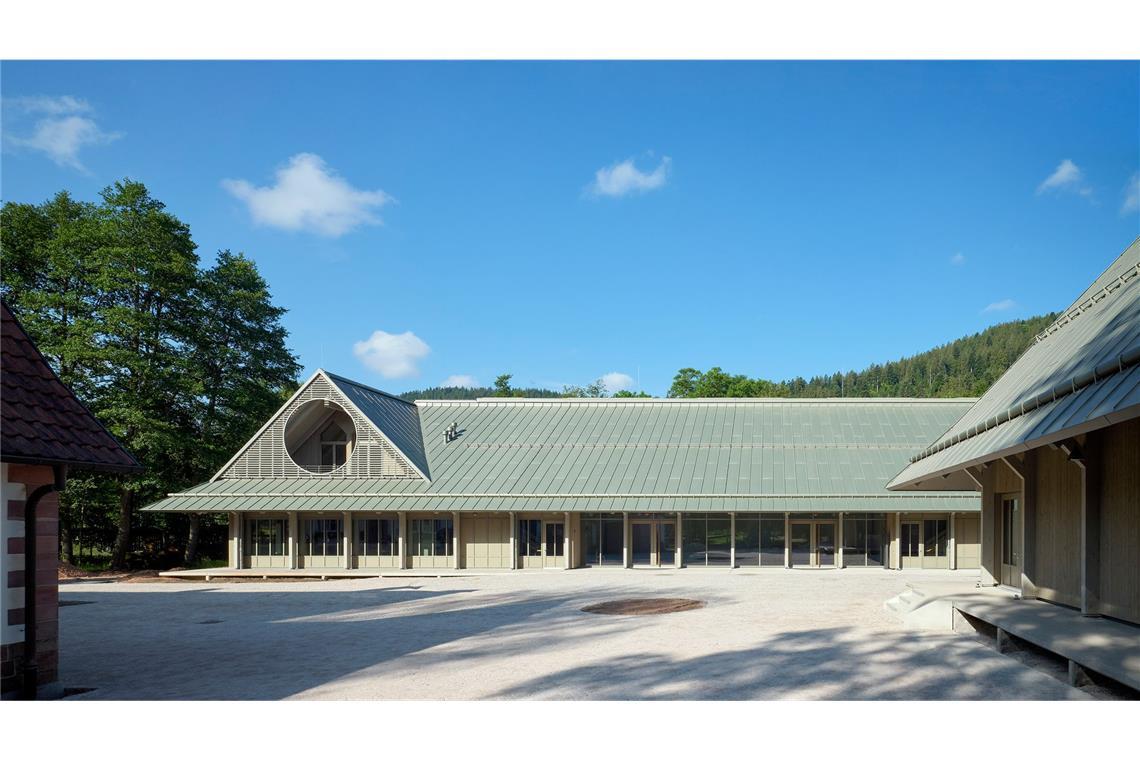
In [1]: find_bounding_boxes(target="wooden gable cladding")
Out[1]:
[217,373,422,480]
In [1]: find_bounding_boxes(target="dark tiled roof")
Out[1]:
[1,301,141,472]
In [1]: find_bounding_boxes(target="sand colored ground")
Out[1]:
[58,568,1088,700]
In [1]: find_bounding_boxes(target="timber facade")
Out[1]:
[145,372,981,572]
[890,238,1140,626]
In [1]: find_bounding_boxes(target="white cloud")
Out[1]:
[3,95,119,171]
[352,330,430,379]
[1036,159,1092,197]
[5,95,92,115]
[588,155,671,197]
[1122,173,1140,215]
[222,153,392,237]
[600,372,635,393]
[950,252,966,265]
[982,299,1016,313]
[442,374,477,388]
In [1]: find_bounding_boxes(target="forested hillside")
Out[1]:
[668,314,1058,399]
[399,385,562,401]
[400,373,562,400]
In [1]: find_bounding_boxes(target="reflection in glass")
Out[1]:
[760,519,785,566]
[545,522,564,557]
[707,518,731,566]
[790,523,811,566]
[817,522,836,566]
[683,517,707,565]
[582,519,600,564]
[631,523,652,564]
[601,519,623,564]
[735,516,760,566]
[658,521,676,565]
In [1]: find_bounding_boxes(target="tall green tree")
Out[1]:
[88,181,201,568]
[2,180,300,569]
[493,373,513,397]
[184,250,300,562]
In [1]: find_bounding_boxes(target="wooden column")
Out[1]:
[564,511,571,570]
[729,512,736,569]
[230,512,240,569]
[1078,436,1101,616]
[949,512,957,570]
[509,511,517,570]
[623,513,630,568]
[893,512,901,570]
[341,512,351,570]
[452,511,461,570]
[398,512,407,570]
[237,512,245,569]
[288,512,299,569]
[675,512,683,568]
[783,512,791,569]
[837,512,844,569]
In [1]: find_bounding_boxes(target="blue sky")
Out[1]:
[2,61,1138,395]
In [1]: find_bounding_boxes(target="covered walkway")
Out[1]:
[949,590,1140,692]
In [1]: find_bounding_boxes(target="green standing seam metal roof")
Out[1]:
[323,371,431,479]
[144,394,980,514]
[889,238,1140,490]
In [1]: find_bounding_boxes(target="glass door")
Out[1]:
[901,521,921,569]
[631,522,653,565]
[1000,496,1021,587]
[790,523,811,566]
[657,521,676,566]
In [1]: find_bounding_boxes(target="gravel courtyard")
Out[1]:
[58,569,1087,700]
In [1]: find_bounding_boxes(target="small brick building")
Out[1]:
[1,300,139,699]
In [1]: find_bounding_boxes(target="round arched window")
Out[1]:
[284,399,357,473]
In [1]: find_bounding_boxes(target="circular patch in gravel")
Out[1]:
[581,598,704,616]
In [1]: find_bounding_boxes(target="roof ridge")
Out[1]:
[414,396,979,405]
[1034,253,1140,345]
[911,338,1140,465]
[321,369,418,407]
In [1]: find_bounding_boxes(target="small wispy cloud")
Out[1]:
[2,95,120,172]
[1122,173,1140,215]
[982,299,1016,313]
[442,374,477,388]
[222,153,392,237]
[600,372,635,393]
[1036,159,1092,198]
[588,155,671,198]
[352,330,430,379]
[950,252,966,265]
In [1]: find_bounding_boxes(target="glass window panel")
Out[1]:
[412,519,437,556]
[683,517,707,566]
[380,519,397,556]
[734,516,761,566]
[706,517,731,566]
[601,519,623,565]
[760,518,785,566]
[519,520,542,557]
[843,518,866,567]
[434,519,453,556]
[546,522,564,557]
[631,523,652,564]
[924,519,948,557]
[581,518,600,565]
[658,521,676,565]
[866,519,885,567]
[790,523,811,566]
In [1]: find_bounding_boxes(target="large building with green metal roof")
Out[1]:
[145,370,981,572]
